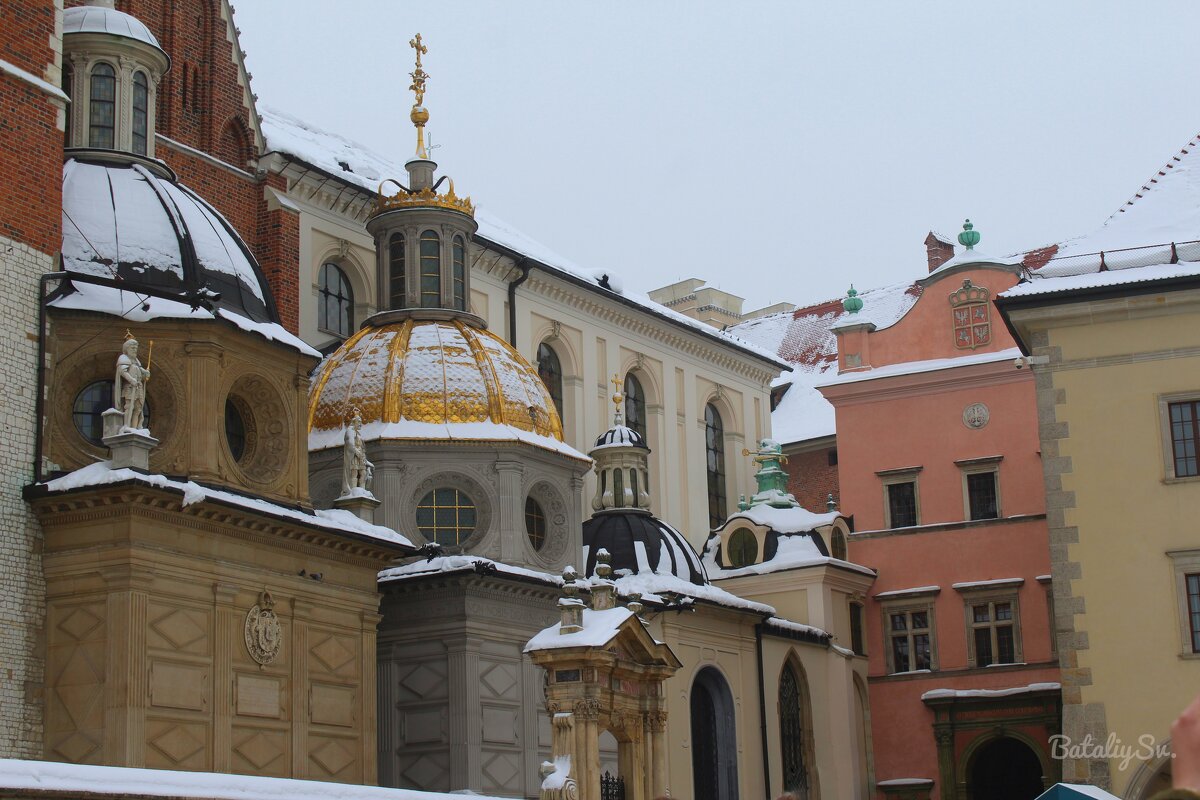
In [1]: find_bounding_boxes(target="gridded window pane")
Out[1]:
[910,611,928,630]
[1187,573,1200,653]
[779,664,809,795]
[417,487,476,546]
[317,263,353,337]
[967,471,999,520]
[624,374,646,439]
[973,604,991,623]
[996,624,1016,664]
[890,613,907,632]
[132,72,149,155]
[727,528,758,568]
[420,231,440,308]
[887,481,918,528]
[537,343,564,421]
[831,528,848,560]
[969,598,1020,667]
[705,403,727,528]
[89,63,116,149]
[975,627,994,667]
[452,236,466,311]
[913,633,931,670]
[388,233,406,308]
[891,637,910,673]
[72,380,114,444]
[888,607,933,673]
[525,497,546,550]
[1170,401,1200,478]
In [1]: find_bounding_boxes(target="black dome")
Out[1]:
[593,424,648,450]
[583,510,707,586]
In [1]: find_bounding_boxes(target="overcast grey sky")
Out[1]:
[234,1,1200,312]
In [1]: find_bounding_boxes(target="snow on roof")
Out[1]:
[763,616,832,641]
[49,281,320,358]
[816,348,1022,388]
[1000,259,1200,300]
[258,107,784,368]
[379,555,560,587]
[309,419,589,461]
[0,757,509,800]
[922,247,1023,280]
[524,606,641,652]
[593,570,776,616]
[951,577,1025,590]
[40,461,412,549]
[729,281,922,444]
[729,504,839,533]
[706,532,875,580]
[920,681,1061,701]
[873,585,941,599]
[63,4,163,50]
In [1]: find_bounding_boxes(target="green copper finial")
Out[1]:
[958,219,980,250]
[843,285,863,314]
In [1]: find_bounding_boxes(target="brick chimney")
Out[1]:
[925,231,956,272]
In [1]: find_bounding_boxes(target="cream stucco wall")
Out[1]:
[1007,287,1200,797]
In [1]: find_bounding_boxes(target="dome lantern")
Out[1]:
[588,375,652,514]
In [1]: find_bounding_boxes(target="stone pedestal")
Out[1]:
[102,412,158,471]
[335,491,381,523]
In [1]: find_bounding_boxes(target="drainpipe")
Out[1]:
[34,269,69,484]
[756,622,772,800]
[506,258,530,346]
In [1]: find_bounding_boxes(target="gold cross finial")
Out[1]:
[410,33,427,68]
[610,373,625,426]
[407,33,431,157]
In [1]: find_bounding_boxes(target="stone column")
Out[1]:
[102,565,151,767]
[212,582,240,772]
[574,699,600,800]
[360,607,381,784]
[184,341,224,483]
[447,638,482,790]
[291,599,311,778]
[375,645,397,786]
[648,709,668,799]
[495,460,524,563]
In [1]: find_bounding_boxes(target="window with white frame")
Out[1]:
[883,603,935,673]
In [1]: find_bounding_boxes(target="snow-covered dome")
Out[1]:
[593,423,647,450]
[61,157,276,324]
[307,318,583,458]
[63,1,165,52]
[583,511,708,586]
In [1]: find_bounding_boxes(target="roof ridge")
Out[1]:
[1109,131,1200,220]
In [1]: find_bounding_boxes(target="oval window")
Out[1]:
[727,527,758,568]
[225,397,247,461]
[73,380,150,445]
[525,496,547,550]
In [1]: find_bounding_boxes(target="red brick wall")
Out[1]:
[0,0,62,254]
[785,445,841,514]
[255,172,300,333]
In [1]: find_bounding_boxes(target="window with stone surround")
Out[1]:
[537,342,564,422]
[89,62,116,149]
[1168,550,1200,656]
[956,579,1023,668]
[878,467,922,529]
[849,601,866,656]
[883,602,935,673]
[317,262,354,337]
[1158,394,1200,481]
[957,456,1003,521]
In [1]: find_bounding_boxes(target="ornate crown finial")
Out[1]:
[409,33,431,158]
[124,328,135,341]
[958,218,980,250]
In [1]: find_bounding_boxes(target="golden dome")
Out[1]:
[308,318,569,454]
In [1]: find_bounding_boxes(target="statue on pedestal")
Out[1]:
[113,332,151,432]
[340,407,374,497]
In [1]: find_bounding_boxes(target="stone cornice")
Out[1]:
[819,357,1030,406]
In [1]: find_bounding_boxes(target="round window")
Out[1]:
[525,496,547,550]
[417,488,477,546]
[727,527,758,568]
[73,380,151,445]
[225,397,247,461]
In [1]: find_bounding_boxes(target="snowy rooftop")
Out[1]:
[729,281,922,444]
[920,681,1061,701]
[706,532,875,580]
[379,555,561,587]
[762,616,832,642]
[0,758,507,800]
[524,606,643,652]
[258,107,785,368]
[38,461,412,550]
[1000,259,1200,300]
[816,347,1022,388]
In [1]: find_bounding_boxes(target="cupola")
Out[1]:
[589,376,651,513]
[62,0,170,157]
[365,34,479,319]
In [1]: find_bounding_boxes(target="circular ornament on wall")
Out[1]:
[244,591,282,666]
[963,402,990,430]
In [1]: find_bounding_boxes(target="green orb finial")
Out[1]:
[958,218,981,250]
[843,285,864,314]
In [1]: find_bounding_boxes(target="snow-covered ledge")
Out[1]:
[0,758,509,800]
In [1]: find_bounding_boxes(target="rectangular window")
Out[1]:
[966,471,999,520]
[886,481,918,528]
[1169,550,1200,656]
[968,598,1019,667]
[887,608,932,672]
[1170,401,1200,478]
[1188,573,1200,654]
[850,602,865,656]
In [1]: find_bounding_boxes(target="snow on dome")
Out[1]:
[63,3,164,51]
[592,424,648,450]
[61,158,276,324]
[582,512,708,586]
[307,318,587,460]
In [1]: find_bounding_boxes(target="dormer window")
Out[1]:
[88,63,116,149]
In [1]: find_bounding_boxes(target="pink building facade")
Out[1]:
[818,240,1061,800]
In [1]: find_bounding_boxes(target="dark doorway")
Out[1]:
[690,667,739,800]
[968,736,1044,800]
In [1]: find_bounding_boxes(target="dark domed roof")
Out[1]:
[583,510,707,586]
[61,157,276,324]
[63,3,164,51]
[593,424,648,450]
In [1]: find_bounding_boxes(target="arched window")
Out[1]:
[131,72,149,155]
[727,528,757,568]
[525,496,546,551]
[705,403,727,528]
[452,235,466,311]
[780,662,811,796]
[624,373,646,439]
[419,230,441,308]
[89,63,116,149]
[537,342,564,421]
[690,667,739,800]
[388,233,406,309]
[317,262,354,337]
[831,527,848,560]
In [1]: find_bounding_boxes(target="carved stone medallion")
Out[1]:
[963,402,990,430]
[245,590,282,666]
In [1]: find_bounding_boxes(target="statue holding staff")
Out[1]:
[114,331,151,431]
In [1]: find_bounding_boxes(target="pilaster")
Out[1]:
[184,340,224,482]
[212,582,239,773]
[101,566,151,766]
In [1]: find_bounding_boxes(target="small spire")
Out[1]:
[409,33,431,159]
[958,218,980,250]
[842,285,863,314]
[610,373,625,426]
